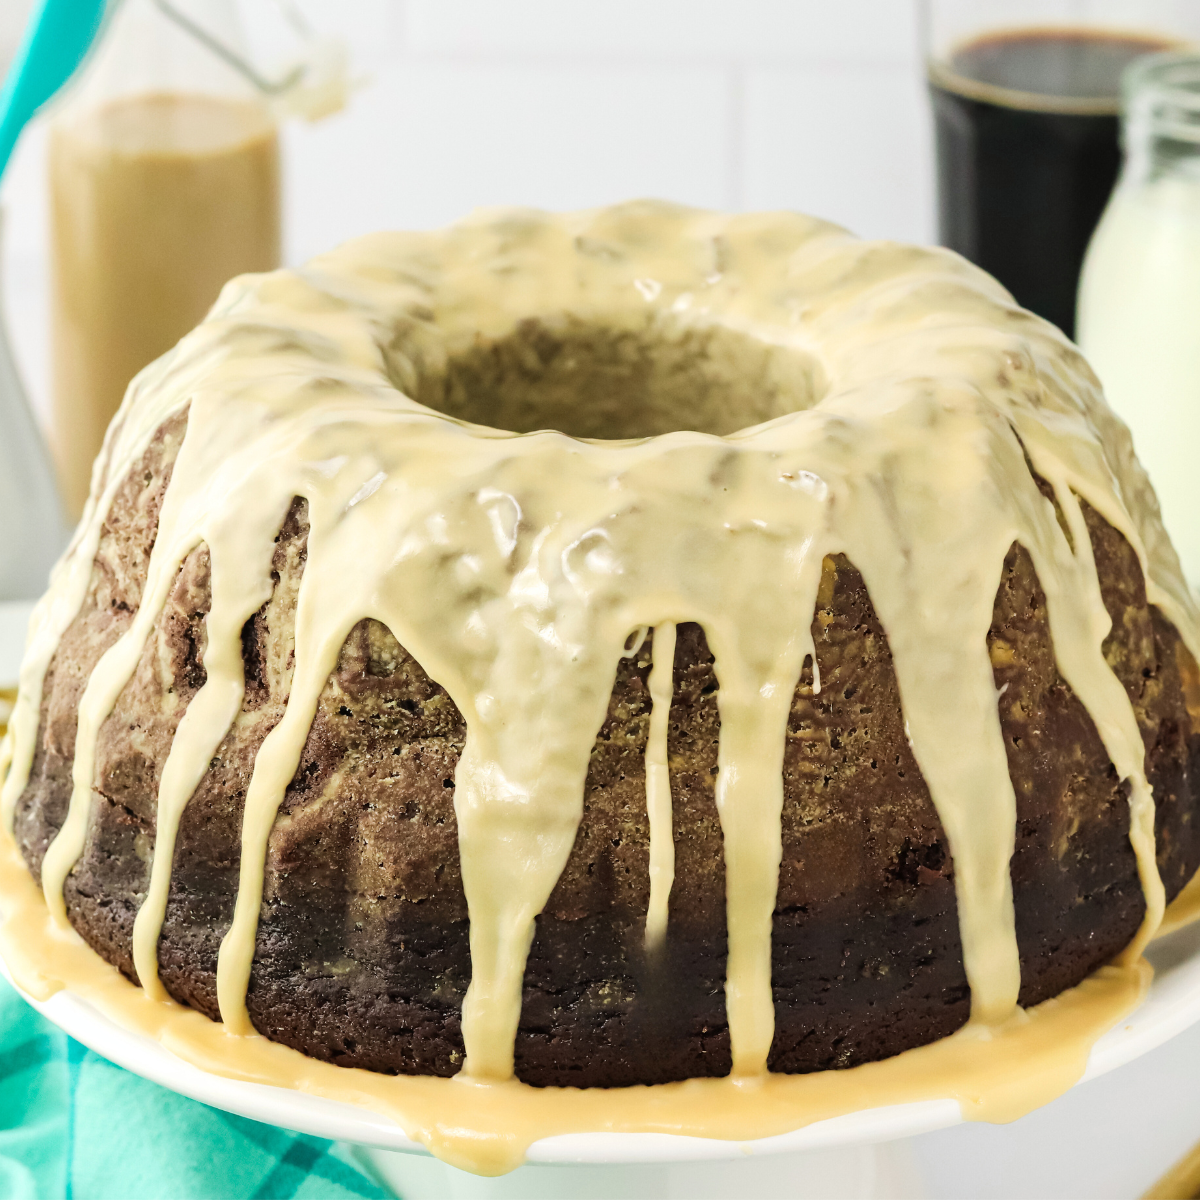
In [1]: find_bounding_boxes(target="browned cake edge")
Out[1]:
[13,416,1200,1088]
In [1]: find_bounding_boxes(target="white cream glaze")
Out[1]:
[2,200,1199,1174]
[643,621,676,950]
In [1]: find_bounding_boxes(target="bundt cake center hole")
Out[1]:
[406,316,824,439]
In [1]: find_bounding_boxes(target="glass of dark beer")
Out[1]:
[923,0,1200,338]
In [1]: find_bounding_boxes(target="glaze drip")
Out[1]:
[644,621,676,950]
[2,200,1199,1174]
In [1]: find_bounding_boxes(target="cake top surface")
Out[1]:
[3,200,1198,1171]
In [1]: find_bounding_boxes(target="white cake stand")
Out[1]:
[4,919,1200,1198]
[6,603,1200,1197]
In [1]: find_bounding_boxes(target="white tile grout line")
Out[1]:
[390,0,410,60]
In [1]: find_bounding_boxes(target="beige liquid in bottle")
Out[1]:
[50,92,280,516]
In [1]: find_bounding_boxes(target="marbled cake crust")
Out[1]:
[14,412,1200,1088]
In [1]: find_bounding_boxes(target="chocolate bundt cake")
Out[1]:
[3,201,1200,1161]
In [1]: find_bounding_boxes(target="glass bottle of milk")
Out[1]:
[48,0,282,519]
[1078,51,1200,586]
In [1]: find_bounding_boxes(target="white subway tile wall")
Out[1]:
[281,62,734,260]
[1,0,934,420]
[743,64,933,240]
[403,0,919,66]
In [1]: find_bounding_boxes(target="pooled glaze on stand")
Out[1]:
[2,201,1198,1174]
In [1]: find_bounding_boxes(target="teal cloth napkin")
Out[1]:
[0,977,392,1200]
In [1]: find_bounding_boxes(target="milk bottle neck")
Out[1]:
[1120,51,1200,190]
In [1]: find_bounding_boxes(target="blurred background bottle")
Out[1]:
[1078,52,1200,585]
[48,0,281,518]
[923,1,1200,339]
[0,208,67,600]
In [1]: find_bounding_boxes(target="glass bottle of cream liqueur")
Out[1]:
[48,0,281,518]
[1078,52,1200,588]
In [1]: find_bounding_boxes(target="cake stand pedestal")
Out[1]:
[359,1138,927,1200]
